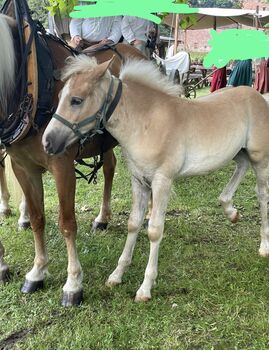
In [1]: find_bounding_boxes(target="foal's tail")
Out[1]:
[6,155,23,207]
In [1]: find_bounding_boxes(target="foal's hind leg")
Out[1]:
[219,151,249,223]
[11,161,48,292]
[93,149,117,230]
[106,176,151,286]
[251,159,269,257]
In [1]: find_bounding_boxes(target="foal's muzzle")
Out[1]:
[42,129,69,155]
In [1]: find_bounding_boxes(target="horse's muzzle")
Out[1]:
[42,130,67,155]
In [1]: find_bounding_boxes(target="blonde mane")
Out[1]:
[62,55,181,97]
[61,55,98,81]
[120,60,181,97]
[0,14,16,115]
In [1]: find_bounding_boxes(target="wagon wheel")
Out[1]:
[184,84,196,99]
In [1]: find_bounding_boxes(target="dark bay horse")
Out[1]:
[43,56,269,301]
[0,14,145,305]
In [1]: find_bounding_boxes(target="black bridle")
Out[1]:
[52,76,122,146]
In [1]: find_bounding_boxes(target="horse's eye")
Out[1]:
[71,97,83,106]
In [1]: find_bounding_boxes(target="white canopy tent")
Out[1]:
[163,8,269,30]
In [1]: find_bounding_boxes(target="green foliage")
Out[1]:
[28,0,49,25]
[189,0,242,8]
[46,0,78,16]
[0,0,49,26]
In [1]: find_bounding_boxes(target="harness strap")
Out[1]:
[105,78,122,123]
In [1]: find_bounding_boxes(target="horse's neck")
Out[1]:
[106,79,152,143]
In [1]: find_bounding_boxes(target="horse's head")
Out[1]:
[42,55,116,155]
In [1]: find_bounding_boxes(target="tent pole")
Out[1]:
[174,13,179,55]
[255,6,259,29]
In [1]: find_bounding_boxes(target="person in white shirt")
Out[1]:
[69,17,122,49]
[121,16,152,56]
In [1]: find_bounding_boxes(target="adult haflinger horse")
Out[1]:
[0,1,145,305]
[43,55,269,301]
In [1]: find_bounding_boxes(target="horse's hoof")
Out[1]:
[21,279,44,293]
[92,221,108,231]
[0,208,12,217]
[230,211,240,223]
[259,249,269,258]
[105,278,121,287]
[135,294,151,302]
[18,221,31,230]
[0,268,10,283]
[61,290,83,307]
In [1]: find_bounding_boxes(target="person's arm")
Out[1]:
[121,16,135,43]
[107,16,122,44]
[69,18,83,47]
[69,18,83,38]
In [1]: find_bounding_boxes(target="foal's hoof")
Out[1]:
[0,208,12,217]
[61,290,83,307]
[135,294,151,302]
[259,249,269,258]
[230,211,240,223]
[21,279,44,293]
[18,221,31,230]
[0,268,10,284]
[105,278,121,287]
[92,221,108,231]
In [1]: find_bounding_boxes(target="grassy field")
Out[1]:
[1,145,269,349]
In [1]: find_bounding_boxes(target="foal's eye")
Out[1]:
[71,97,83,106]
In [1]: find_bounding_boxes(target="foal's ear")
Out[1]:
[94,56,116,79]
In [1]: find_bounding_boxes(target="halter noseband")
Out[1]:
[52,76,122,145]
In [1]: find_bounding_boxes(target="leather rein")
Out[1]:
[52,76,122,146]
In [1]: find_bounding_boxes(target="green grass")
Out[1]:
[196,86,210,98]
[1,143,269,349]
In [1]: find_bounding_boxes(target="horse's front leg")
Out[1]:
[11,161,48,293]
[18,193,30,230]
[106,176,150,286]
[51,159,83,306]
[135,174,172,302]
[0,240,9,283]
[0,154,11,217]
[93,149,117,230]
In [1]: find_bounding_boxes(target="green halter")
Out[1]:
[52,76,122,145]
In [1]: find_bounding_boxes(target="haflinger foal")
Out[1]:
[42,55,269,301]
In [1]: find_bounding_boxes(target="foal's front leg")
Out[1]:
[51,158,83,306]
[106,176,151,286]
[135,174,172,302]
